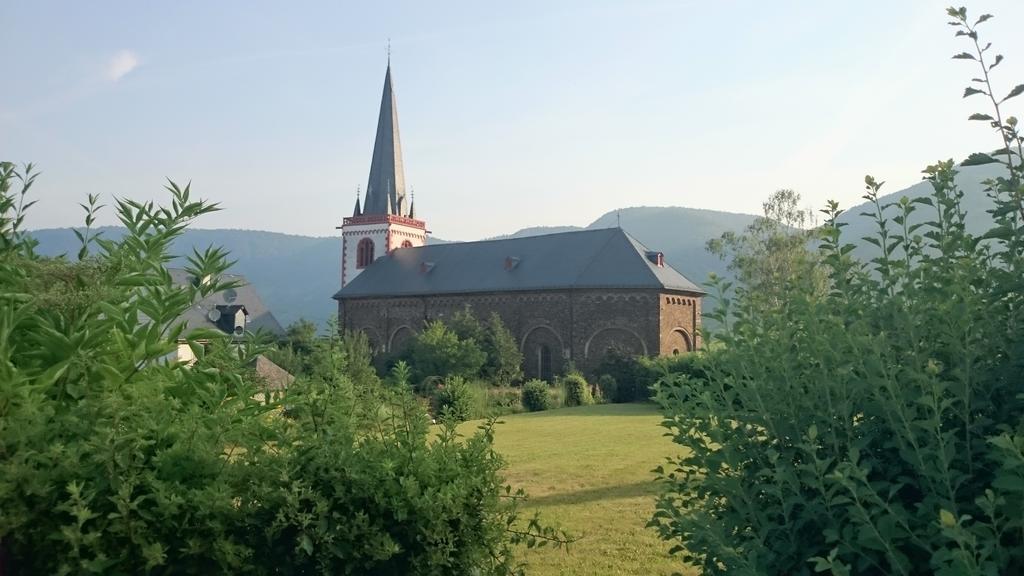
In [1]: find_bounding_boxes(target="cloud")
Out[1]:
[106,50,140,82]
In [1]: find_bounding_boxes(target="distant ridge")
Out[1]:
[28,163,1002,329]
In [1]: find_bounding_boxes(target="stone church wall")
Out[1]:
[338,288,702,381]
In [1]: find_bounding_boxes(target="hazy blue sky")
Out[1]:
[3,1,1023,240]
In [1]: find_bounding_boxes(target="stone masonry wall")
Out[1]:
[338,288,703,380]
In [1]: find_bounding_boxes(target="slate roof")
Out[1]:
[169,269,285,336]
[363,62,408,216]
[334,227,704,299]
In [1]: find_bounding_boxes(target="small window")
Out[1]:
[401,240,413,248]
[356,238,375,268]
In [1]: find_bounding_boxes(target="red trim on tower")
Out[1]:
[343,213,426,229]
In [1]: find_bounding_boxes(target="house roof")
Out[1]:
[334,227,704,299]
[169,269,285,336]
[251,354,295,390]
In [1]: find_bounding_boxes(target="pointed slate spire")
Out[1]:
[363,61,407,216]
[352,187,362,217]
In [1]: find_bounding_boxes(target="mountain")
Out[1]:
[27,164,1003,329]
[30,227,343,328]
[28,208,757,328]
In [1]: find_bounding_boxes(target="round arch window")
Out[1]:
[356,238,375,268]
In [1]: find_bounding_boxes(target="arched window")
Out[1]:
[401,239,413,248]
[356,238,375,268]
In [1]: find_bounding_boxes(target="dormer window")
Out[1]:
[504,256,521,271]
[214,304,248,336]
[420,261,435,274]
[646,251,664,267]
[357,238,375,268]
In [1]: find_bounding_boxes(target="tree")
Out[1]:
[448,305,486,344]
[408,320,486,385]
[482,313,523,386]
[0,168,568,574]
[651,10,1024,575]
[706,188,825,311]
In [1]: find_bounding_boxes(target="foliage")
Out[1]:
[266,319,321,375]
[0,170,568,574]
[432,375,479,423]
[593,347,651,403]
[407,320,487,385]
[596,374,617,403]
[448,306,486,343]
[707,188,826,311]
[445,308,523,386]
[487,386,524,414]
[651,11,1024,576]
[521,380,552,412]
[559,372,593,407]
[483,313,524,386]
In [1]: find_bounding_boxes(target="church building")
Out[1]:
[334,62,704,380]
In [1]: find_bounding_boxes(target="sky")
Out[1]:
[3,1,1023,241]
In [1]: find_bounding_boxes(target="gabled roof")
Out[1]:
[169,269,284,336]
[363,62,408,216]
[334,227,704,299]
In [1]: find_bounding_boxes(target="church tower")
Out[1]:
[339,60,427,287]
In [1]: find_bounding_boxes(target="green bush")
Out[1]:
[483,313,524,386]
[407,320,486,385]
[593,347,650,402]
[0,167,570,574]
[560,372,593,407]
[521,380,552,412]
[596,374,617,402]
[486,387,523,414]
[650,12,1024,575]
[432,375,478,423]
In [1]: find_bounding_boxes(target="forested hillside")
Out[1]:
[29,164,1001,328]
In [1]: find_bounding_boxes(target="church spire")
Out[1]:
[352,186,362,217]
[363,60,407,216]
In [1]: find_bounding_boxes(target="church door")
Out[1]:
[538,345,553,382]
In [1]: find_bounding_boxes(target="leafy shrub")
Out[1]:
[560,372,593,407]
[0,167,570,574]
[651,12,1024,576]
[521,380,552,412]
[408,320,486,385]
[593,347,651,402]
[432,375,477,422]
[483,313,524,386]
[596,374,617,402]
[442,308,523,387]
[487,387,523,414]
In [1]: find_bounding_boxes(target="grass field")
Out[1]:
[458,403,692,576]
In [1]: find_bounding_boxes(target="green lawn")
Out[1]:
[458,403,693,576]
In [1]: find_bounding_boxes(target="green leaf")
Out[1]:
[939,509,956,528]
[952,52,976,60]
[968,113,994,122]
[961,152,999,166]
[963,87,987,98]
[1002,84,1024,103]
